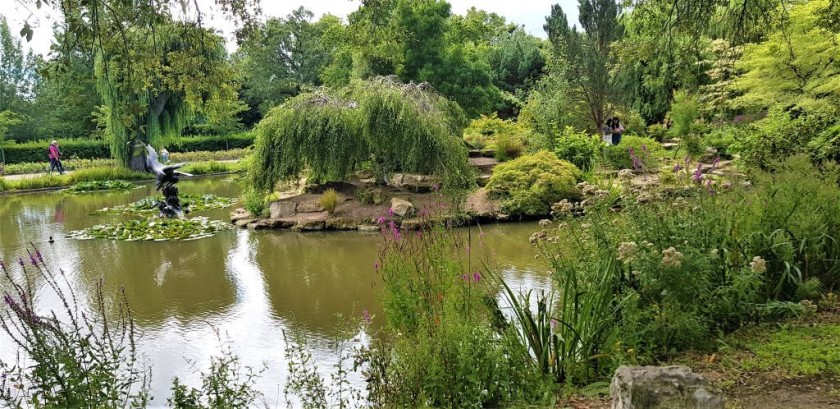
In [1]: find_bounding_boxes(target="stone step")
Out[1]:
[468,149,495,158]
[469,157,499,173]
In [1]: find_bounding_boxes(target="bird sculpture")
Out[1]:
[140,143,192,218]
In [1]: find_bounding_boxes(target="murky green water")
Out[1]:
[0,176,547,404]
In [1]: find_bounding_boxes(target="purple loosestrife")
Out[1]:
[472,272,481,283]
[461,274,469,282]
[363,309,372,325]
[712,156,720,171]
[18,258,25,269]
[0,260,5,272]
[673,163,683,173]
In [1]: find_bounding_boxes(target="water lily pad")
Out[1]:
[64,180,140,193]
[67,217,232,241]
[94,193,236,215]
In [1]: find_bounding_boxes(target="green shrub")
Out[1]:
[602,135,663,170]
[796,278,823,302]
[243,189,268,217]
[0,177,7,192]
[181,161,239,175]
[1,139,110,164]
[493,134,525,162]
[735,104,836,169]
[320,189,340,215]
[646,123,668,141]
[463,113,528,150]
[487,151,582,216]
[169,344,263,409]
[554,126,602,171]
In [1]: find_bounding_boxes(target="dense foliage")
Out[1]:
[486,151,582,216]
[249,77,472,192]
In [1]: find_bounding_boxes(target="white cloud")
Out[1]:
[4,0,580,57]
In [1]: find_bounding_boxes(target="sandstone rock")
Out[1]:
[293,219,326,231]
[269,201,297,218]
[464,188,497,219]
[400,218,428,230]
[326,217,358,230]
[234,218,257,228]
[357,224,380,233]
[390,198,415,217]
[610,365,723,409]
[389,173,440,192]
[297,200,325,213]
[230,208,251,223]
[248,218,295,230]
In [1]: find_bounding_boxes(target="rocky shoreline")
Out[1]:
[230,185,515,232]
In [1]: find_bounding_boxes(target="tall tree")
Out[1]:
[0,16,37,141]
[236,8,341,113]
[546,0,623,131]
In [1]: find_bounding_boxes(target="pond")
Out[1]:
[0,176,548,405]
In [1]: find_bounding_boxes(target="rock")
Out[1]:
[234,218,257,228]
[326,217,358,230]
[269,201,297,218]
[476,174,492,187]
[230,208,251,223]
[294,219,326,231]
[465,188,497,219]
[390,173,440,193]
[400,218,428,230]
[248,218,295,230]
[610,365,724,409]
[469,157,499,174]
[297,200,325,213]
[390,198,415,217]
[357,224,380,233]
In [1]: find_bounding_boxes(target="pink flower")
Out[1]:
[472,272,481,283]
[363,309,372,325]
[461,274,469,282]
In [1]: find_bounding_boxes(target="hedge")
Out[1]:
[0,133,255,164]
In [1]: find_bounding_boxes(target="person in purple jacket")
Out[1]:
[48,140,64,175]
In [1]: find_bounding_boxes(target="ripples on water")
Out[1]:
[0,177,549,406]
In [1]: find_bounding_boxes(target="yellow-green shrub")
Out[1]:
[486,151,582,216]
[320,189,340,215]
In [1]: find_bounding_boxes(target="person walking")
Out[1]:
[602,119,614,145]
[611,117,625,146]
[48,140,64,175]
[160,147,169,163]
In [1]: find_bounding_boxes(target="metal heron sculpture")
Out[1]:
[139,143,192,218]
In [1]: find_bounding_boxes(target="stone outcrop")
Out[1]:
[390,198,415,217]
[610,365,724,409]
[389,173,440,193]
[297,199,325,213]
[270,201,297,219]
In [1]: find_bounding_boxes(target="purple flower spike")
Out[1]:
[3,294,12,306]
[461,274,469,282]
[29,254,37,266]
[712,156,721,171]
[35,249,43,263]
[387,207,394,217]
[363,309,372,325]
[0,260,5,272]
[472,272,481,283]
[18,258,25,269]
[377,216,386,225]
[374,262,380,271]
[673,163,683,173]
[642,144,649,153]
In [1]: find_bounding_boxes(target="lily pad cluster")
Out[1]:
[64,180,140,193]
[68,217,232,241]
[95,193,236,215]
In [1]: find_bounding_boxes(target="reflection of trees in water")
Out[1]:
[256,231,384,335]
[74,233,239,326]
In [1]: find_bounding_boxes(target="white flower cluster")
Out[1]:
[617,242,638,263]
[750,256,767,274]
[661,247,684,268]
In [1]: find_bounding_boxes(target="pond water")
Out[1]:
[0,176,548,406]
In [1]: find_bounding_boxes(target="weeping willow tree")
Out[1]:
[249,76,473,193]
[95,21,239,169]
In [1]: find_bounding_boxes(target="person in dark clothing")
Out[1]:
[611,117,624,146]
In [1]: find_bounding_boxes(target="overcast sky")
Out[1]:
[5,0,579,57]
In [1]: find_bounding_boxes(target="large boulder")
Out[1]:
[611,365,723,409]
[269,201,297,218]
[390,198,415,217]
[390,173,440,193]
[297,200,325,213]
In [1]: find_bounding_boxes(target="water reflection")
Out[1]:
[0,177,549,403]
